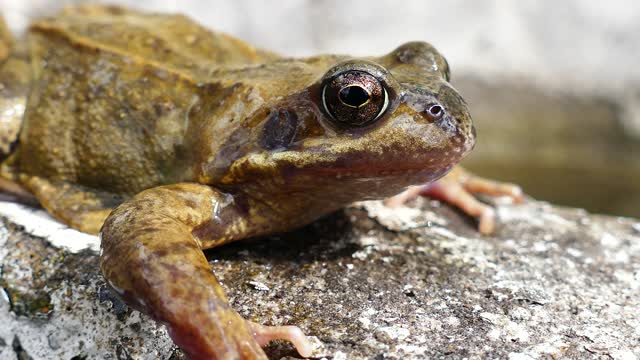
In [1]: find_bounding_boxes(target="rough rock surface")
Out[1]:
[0,196,639,360]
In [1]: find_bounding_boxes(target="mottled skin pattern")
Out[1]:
[0,5,523,359]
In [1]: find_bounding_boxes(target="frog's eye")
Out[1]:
[322,70,389,126]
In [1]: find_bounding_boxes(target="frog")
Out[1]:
[0,5,524,359]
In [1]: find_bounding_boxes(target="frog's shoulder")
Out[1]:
[29,5,279,78]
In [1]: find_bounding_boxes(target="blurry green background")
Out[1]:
[2,0,639,217]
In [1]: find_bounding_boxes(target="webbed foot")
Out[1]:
[386,167,524,234]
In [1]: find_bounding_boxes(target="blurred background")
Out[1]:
[1,0,639,217]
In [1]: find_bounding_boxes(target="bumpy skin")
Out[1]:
[0,5,523,359]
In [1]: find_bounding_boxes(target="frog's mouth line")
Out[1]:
[303,164,454,184]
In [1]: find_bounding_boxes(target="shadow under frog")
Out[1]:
[0,5,523,359]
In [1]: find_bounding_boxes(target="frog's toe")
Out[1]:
[384,185,425,208]
[460,175,525,203]
[248,321,314,358]
[419,180,498,234]
[386,167,526,234]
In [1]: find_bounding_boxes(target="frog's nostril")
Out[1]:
[420,104,444,123]
[428,104,442,117]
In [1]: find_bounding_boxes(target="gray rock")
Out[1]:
[1,197,639,360]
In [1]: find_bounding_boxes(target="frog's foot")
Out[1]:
[248,321,313,358]
[165,313,312,360]
[165,307,268,360]
[386,167,524,234]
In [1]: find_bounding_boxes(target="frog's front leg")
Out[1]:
[386,167,524,234]
[100,183,313,360]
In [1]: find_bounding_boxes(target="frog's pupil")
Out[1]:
[339,86,370,108]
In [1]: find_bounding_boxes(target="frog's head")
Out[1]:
[216,42,475,205]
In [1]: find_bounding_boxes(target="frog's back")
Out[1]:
[34,5,277,75]
[9,5,275,196]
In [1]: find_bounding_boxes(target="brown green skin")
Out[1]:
[0,5,475,359]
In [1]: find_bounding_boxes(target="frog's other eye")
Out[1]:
[442,57,451,82]
[322,70,389,126]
